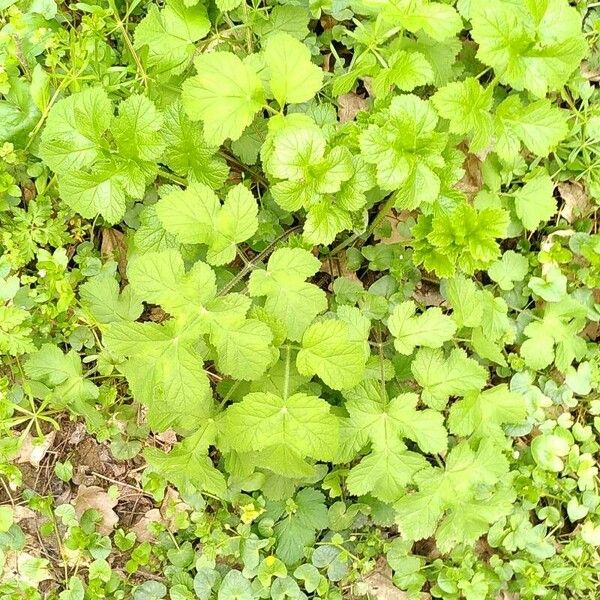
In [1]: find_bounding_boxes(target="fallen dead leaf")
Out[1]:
[13,506,36,522]
[582,62,600,82]
[101,228,128,277]
[413,281,444,307]
[374,210,413,245]
[148,306,169,322]
[73,485,119,535]
[456,152,483,197]
[68,422,87,446]
[17,432,56,467]
[558,181,591,223]
[320,252,361,284]
[356,570,409,600]
[338,92,367,123]
[131,508,165,542]
[155,429,178,449]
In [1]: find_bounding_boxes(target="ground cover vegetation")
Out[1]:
[1,0,600,598]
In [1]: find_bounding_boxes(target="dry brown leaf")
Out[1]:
[73,485,119,535]
[338,92,367,123]
[155,429,178,449]
[582,62,600,82]
[558,181,591,223]
[457,153,483,197]
[320,253,361,283]
[374,210,414,245]
[101,228,128,277]
[131,508,165,542]
[17,432,55,467]
[357,570,409,600]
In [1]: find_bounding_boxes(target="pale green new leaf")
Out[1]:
[264,33,323,106]
[448,384,526,442]
[513,170,556,231]
[222,392,338,463]
[145,422,226,496]
[39,87,111,172]
[388,301,456,355]
[133,0,210,75]
[182,52,265,144]
[79,277,143,324]
[248,248,327,341]
[296,320,367,390]
[411,347,487,409]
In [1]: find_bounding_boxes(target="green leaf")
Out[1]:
[395,441,512,549]
[217,570,253,600]
[346,447,428,503]
[359,95,448,208]
[113,95,164,162]
[211,317,274,381]
[58,163,127,224]
[268,488,328,564]
[432,77,493,150]
[103,320,212,431]
[182,52,265,145]
[264,33,323,106]
[528,266,567,302]
[144,422,226,496]
[411,347,487,409]
[448,384,526,442]
[0,506,14,533]
[133,0,210,75]
[531,434,570,472]
[345,382,448,455]
[39,87,111,172]
[488,251,529,291]
[373,50,433,96]
[388,300,456,355]
[471,0,586,97]
[368,0,462,41]
[156,183,258,265]
[296,320,367,390]
[443,275,484,328]
[223,391,338,463]
[513,170,556,231]
[162,100,229,188]
[494,97,569,161]
[80,276,143,324]
[127,249,216,318]
[248,248,327,341]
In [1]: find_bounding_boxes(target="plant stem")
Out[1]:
[329,194,396,256]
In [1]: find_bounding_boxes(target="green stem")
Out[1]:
[217,225,301,296]
[283,345,292,401]
[329,194,396,256]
